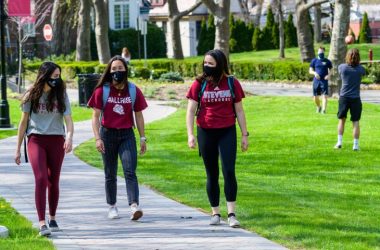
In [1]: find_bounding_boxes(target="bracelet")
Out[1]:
[140,136,147,142]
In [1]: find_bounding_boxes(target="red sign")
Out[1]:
[43,24,53,41]
[8,0,31,17]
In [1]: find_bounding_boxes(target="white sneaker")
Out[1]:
[130,205,143,221]
[108,206,120,219]
[228,215,240,228]
[39,225,51,236]
[334,143,342,149]
[209,214,221,225]
[353,144,360,151]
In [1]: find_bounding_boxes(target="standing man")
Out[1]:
[309,47,332,114]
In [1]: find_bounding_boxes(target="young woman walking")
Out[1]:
[186,49,249,228]
[88,56,148,221]
[15,62,74,236]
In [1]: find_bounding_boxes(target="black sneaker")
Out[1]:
[39,225,51,236]
[48,220,60,232]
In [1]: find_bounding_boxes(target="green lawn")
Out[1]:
[75,96,380,250]
[0,198,55,250]
[0,97,93,139]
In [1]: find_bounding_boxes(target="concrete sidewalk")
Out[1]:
[242,82,380,105]
[0,100,286,250]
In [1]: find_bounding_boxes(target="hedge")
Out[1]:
[24,60,378,83]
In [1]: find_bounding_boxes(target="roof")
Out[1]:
[149,0,241,17]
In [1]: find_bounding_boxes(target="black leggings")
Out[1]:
[197,125,237,207]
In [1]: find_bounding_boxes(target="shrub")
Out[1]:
[151,69,168,79]
[358,12,372,44]
[367,63,380,83]
[21,59,328,84]
[285,14,298,48]
[94,64,107,74]
[197,15,215,56]
[159,72,184,82]
[230,61,311,81]
[134,67,151,79]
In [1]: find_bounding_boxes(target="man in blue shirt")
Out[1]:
[309,47,332,114]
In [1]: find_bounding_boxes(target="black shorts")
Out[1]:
[313,80,328,96]
[337,97,362,122]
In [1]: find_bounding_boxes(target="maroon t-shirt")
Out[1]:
[87,84,148,129]
[186,76,245,129]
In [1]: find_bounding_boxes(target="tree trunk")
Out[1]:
[314,4,322,43]
[277,0,285,58]
[169,16,184,59]
[296,7,314,62]
[202,0,230,58]
[295,0,328,62]
[52,0,78,56]
[237,0,251,24]
[17,18,22,93]
[92,0,111,63]
[254,0,263,27]
[328,0,350,96]
[167,0,202,59]
[76,0,92,61]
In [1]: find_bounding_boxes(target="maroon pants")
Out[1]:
[28,134,65,221]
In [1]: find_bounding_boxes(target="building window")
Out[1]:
[114,5,121,29]
[196,21,201,39]
[123,4,129,28]
[113,2,130,29]
[162,21,167,33]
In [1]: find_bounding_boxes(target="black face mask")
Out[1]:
[47,77,62,88]
[318,53,325,59]
[111,71,127,83]
[203,65,222,79]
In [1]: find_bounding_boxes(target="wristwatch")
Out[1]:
[242,132,249,137]
[140,136,147,142]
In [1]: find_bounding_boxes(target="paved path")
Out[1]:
[0,100,286,250]
[242,82,380,105]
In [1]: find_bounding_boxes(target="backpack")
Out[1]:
[195,75,236,117]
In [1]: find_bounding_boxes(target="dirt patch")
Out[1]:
[140,83,191,101]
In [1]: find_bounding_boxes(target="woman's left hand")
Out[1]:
[64,138,73,153]
[241,136,248,152]
[140,141,147,155]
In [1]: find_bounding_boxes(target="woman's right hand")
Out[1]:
[188,135,196,149]
[96,139,105,153]
[14,150,21,165]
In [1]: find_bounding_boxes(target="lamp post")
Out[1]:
[0,0,11,128]
[139,2,150,68]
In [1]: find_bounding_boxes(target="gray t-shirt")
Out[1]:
[338,63,366,98]
[22,92,71,136]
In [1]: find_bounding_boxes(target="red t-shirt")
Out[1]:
[186,76,245,129]
[87,84,148,129]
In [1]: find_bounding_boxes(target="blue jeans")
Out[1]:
[100,127,139,206]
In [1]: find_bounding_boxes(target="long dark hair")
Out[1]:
[346,48,360,66]
[22,62,66,113]
[95,55,129,89]
[196,49,230,85]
